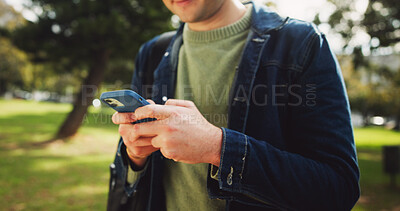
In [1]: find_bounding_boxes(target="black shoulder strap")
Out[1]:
[143,31,176,99]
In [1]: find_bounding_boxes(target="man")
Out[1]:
[109,0,360,210]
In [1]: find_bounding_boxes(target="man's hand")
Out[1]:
[112,99,223,167]
[112,100,159,169]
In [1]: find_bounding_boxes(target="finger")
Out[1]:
[120,124,139,142]
[159,147,178,161]
[135,104,177,120]
[127,146,159,158]
[151,135,164,148]
[150,137,176,160]
[165,99,196,108]
[120,124,157,143]
[131,137,154,147]
[112,112,136,124]
[132,120,165,137]
[146,99,156,104]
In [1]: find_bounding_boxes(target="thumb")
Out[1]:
[146,99,156,105]
[165,99,196,109]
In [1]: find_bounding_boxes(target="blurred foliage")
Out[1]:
[362,0,399,48]
[10,0,174,139]
[12,0,173,77]
[2,0,174,95]
[321,0,399,51]
[339,55,400,126]
[320,0,400,129]
[0,37,28,94]
[0,0,28,95]
[0,0,83,95]
[0,0,25,30]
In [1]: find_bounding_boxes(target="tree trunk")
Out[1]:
[394,115,400,131]
[362,111,369,127]
[0,78,6,96]
[54,50,110,140]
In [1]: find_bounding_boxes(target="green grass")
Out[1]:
[0,99,399,210]
[355,127,400,149]
[353,127,400,211]
[0,99,119,210]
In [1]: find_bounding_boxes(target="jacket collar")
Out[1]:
[248,1,289,35]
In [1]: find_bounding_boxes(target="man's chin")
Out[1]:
[175,14,197,24]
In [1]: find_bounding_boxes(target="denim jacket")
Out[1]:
[111,1,360,210]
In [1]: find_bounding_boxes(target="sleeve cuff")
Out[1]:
[114,137,150,196]
[127,160,149,184]
[210,165,219,181]
[217,127,248,192]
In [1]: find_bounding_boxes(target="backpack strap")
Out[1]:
[142,31,176,99]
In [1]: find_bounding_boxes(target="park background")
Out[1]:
[1,0,399,210]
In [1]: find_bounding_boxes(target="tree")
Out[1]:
[0,37,28,95]
[12,0,173,140]
[0,0,28,95]
[338,53,391,126]
[320,0,399,52]
[318,0,400,129]
[379,66,400,130]
[0,0,25,30]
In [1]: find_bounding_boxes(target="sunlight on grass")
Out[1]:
[354,127,400,148]
[0,99,72,117]
[1,99,400,210]
[33,159,67,171]
[0,99,118,210]
[60,185,106,197]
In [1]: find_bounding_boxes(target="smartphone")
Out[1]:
[100,90,155,123]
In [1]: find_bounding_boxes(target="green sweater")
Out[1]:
[162,7,252,211]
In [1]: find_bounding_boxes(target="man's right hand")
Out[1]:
[112,100,159,169]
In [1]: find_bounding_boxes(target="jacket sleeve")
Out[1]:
[209,32,360,210]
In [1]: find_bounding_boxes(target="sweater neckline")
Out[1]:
[183,5,252,43]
